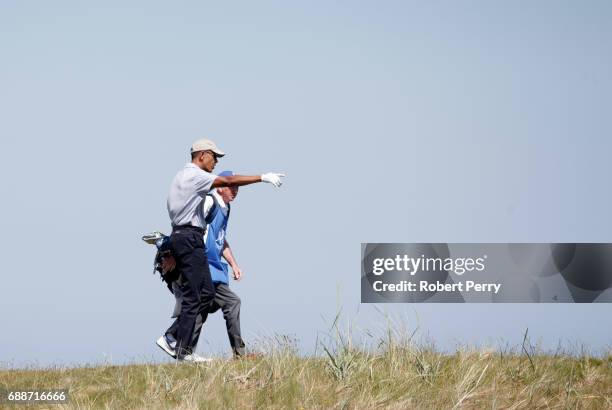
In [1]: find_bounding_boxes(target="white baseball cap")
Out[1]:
[190,138,226,157]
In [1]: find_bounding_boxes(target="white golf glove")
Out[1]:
[261,172,285,187]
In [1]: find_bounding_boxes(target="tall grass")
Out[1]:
[1,318,610,409]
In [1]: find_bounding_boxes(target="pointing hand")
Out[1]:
[261,172,285,187]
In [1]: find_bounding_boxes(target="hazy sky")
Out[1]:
[1,1,611,367]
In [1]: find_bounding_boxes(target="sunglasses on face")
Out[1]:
[206,150,220,161]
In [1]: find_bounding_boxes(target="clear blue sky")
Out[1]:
[1,1,611,366]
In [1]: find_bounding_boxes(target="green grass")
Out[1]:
[1,337,610,409]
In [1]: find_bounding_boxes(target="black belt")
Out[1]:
[172,224,205,234]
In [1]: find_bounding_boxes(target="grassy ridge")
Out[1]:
[1,345,610,409]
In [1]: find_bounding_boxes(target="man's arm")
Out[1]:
[212,173,284,188]
[222,239,243,281]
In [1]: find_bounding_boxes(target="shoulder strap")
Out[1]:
[204,194,218,224]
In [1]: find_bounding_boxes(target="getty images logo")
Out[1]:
[371,254,488,276]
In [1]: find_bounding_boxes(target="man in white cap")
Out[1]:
[166,138,284,362]
[159,170,249,359]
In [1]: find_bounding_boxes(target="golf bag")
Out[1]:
[141,194,218,293]
[142,231,180,293]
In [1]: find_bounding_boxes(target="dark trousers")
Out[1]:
[169,226,215,357]
[167,283,246,356]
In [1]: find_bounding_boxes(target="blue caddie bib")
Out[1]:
[205,195,231,285]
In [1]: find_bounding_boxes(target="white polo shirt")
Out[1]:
[167,163,217,228]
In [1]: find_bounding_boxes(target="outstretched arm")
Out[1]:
[222,239,243,281]
[212,173,284,188]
